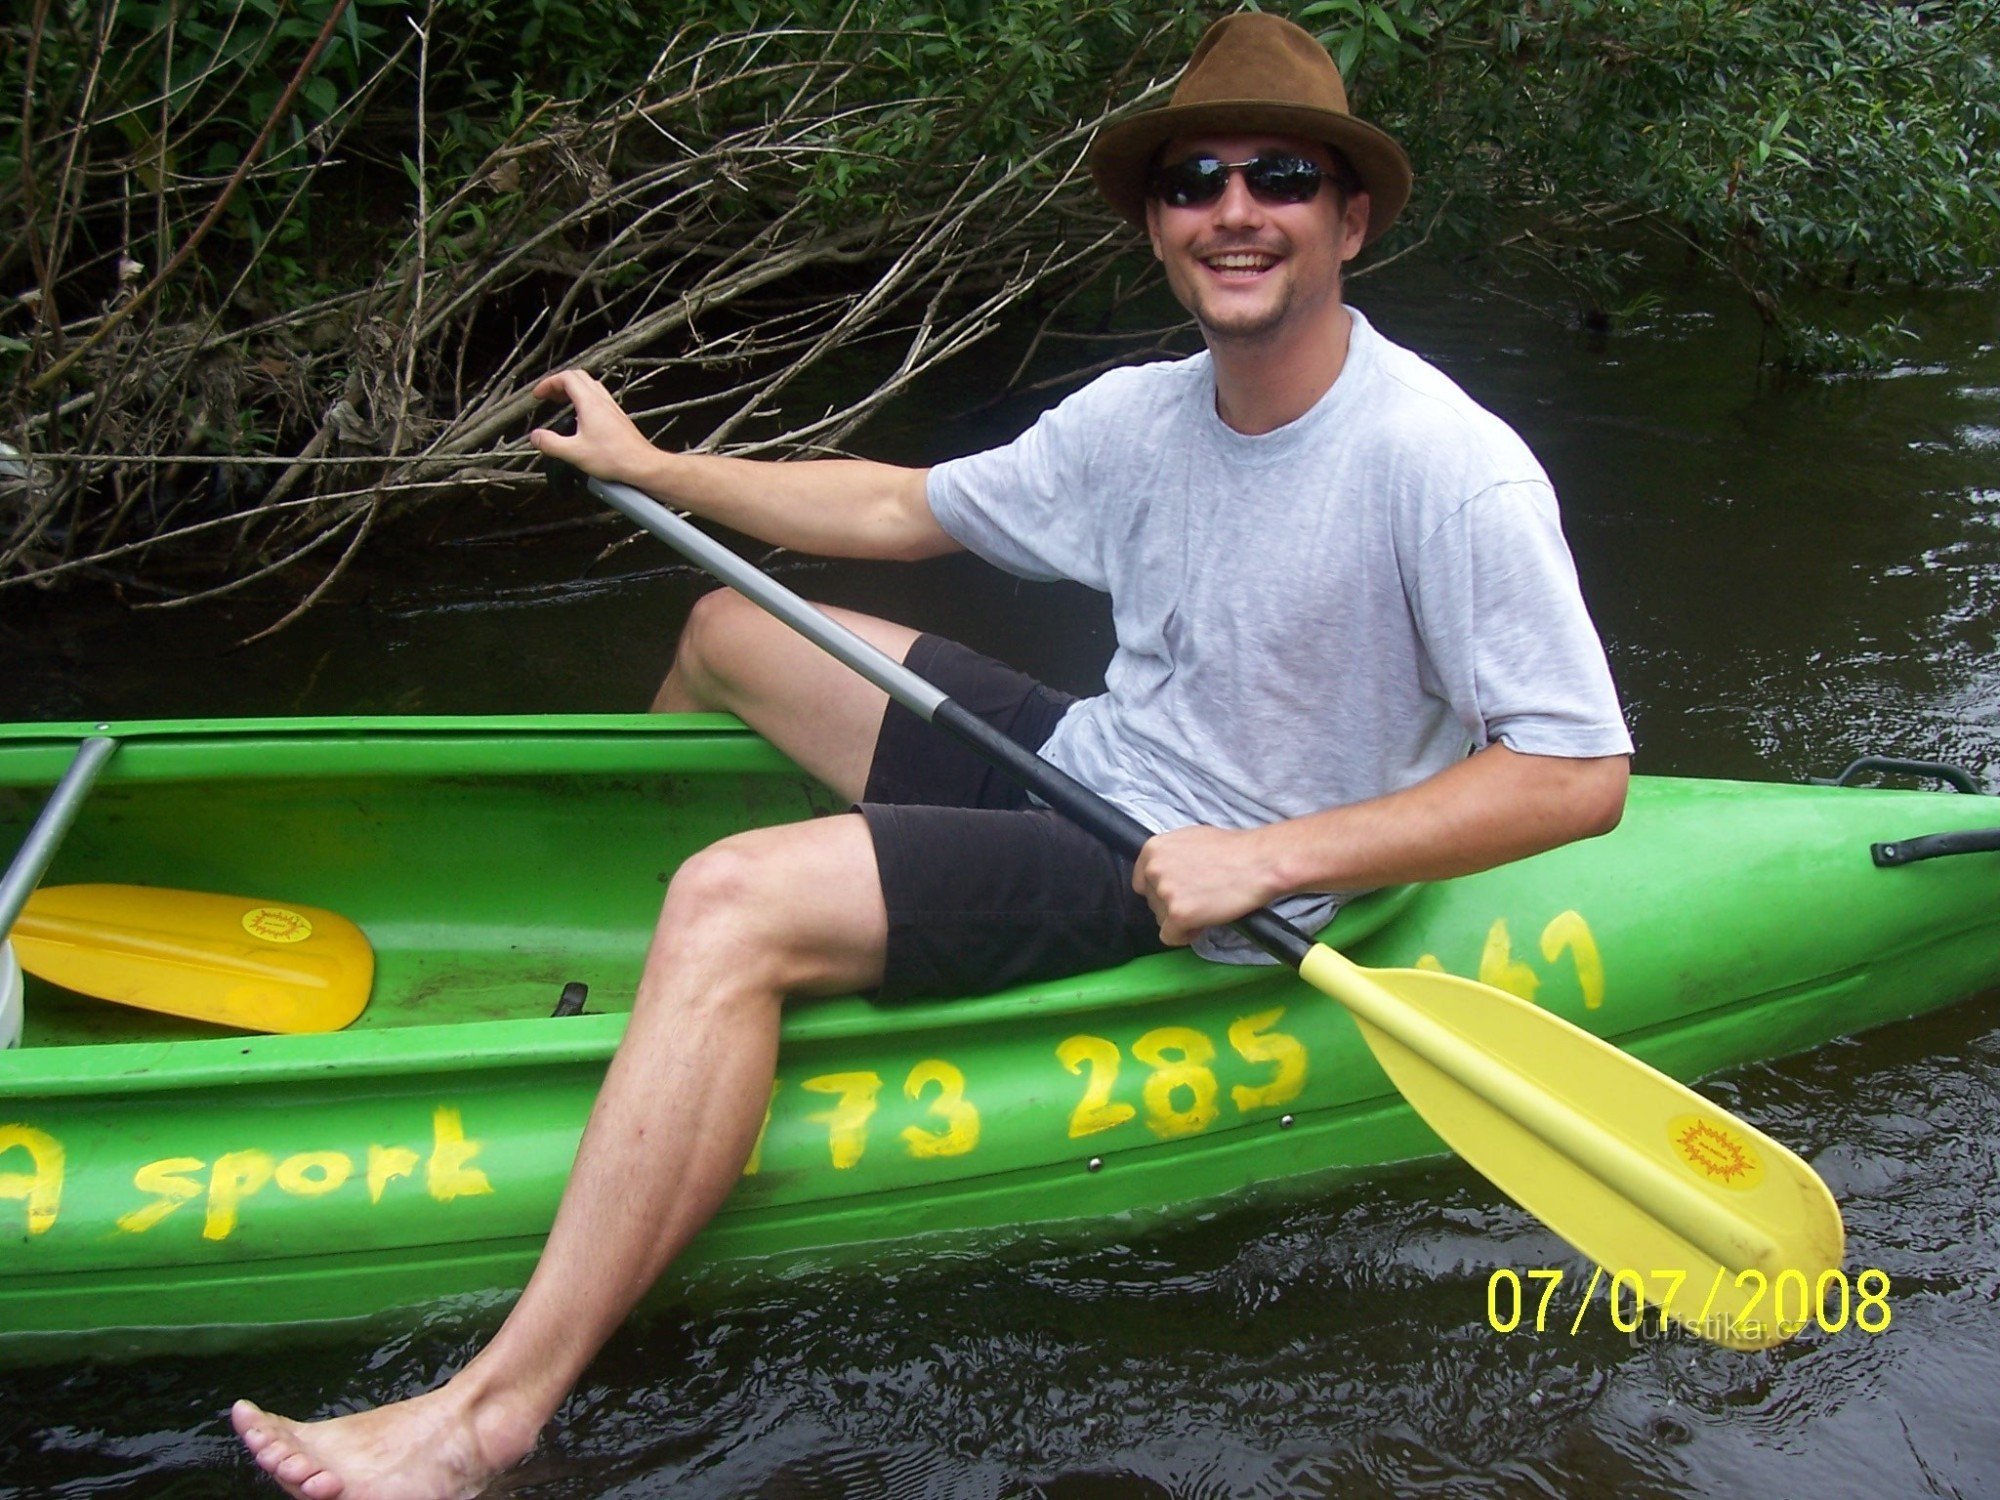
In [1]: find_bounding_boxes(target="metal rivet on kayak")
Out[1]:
[1280,1114,1296,1130]
[1086,1156,1104,1173]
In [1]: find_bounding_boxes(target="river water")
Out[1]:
[6,260,2000,1497]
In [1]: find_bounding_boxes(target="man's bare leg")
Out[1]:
[651,587,920,803]
[233,810,890,1500]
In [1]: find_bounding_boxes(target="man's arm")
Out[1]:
[528,369,960,562]
[1131,745,1630,947]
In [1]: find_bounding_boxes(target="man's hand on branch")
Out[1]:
[529,369,662,491]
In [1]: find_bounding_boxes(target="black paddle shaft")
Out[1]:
[583,473,1315,969]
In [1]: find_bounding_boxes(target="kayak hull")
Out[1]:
[2,715,1996,1361]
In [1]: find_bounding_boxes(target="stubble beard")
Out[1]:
[1182,253,1342,349]
[1193,276,1297,345]
[1192,270,1336,350]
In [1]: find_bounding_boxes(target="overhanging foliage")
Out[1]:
[2,0,1994,617]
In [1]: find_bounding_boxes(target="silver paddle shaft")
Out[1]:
[0,735,117,936]
[593,478,950,722]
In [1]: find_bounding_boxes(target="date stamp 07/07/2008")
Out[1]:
[1483,1266,1893,1344]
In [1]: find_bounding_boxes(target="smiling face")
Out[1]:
[1143,133,1369,348]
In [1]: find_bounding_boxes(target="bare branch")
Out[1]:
[5,10,1196,628]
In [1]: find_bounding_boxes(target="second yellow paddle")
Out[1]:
[590,471,1845,1351]
[13,884,373,1035]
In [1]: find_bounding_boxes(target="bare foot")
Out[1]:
[231,1388,540,1500]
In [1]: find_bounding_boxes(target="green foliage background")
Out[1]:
[2,0,1996,596]
[10,0,1995,368]
[3,0,1193,327]
[1341,0,2000,369]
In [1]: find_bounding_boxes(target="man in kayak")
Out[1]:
[234,13,1631,1497]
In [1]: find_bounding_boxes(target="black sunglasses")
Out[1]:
[1146,152,1349,209]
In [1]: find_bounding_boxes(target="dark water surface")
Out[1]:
[6,263,2000,1497]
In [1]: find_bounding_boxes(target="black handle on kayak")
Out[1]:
[1810,756,1981,794]
[1872,827,2000,867]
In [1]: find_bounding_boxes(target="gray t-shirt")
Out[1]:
[926,306,1631,958]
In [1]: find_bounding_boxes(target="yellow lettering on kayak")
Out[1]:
[1057,1035,1135,1139]
[0,1125,64,1237]
[427,1108,493,1202]
[1135,1027,1219,1139]
[802,1071,881,1170]
[277,1151,353,1197]
[1228,1008,1308,1114]
[118,1156,205,1234]
[1479,919,1541,1003]
[204,1149,274,1240]
[901,1060,979,1159]
[368,1144,420,1203]
[1541,910,1606,1009]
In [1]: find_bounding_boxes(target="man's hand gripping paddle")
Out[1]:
[584,471,1844,1349]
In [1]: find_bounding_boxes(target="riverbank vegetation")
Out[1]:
[4,0,1996,618]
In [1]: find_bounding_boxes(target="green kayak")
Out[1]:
[2,715,1997,1362]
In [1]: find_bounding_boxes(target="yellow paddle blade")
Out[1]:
[12,884,373,1034]
[1299,946,1842,1350]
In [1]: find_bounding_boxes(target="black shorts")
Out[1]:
[858,635,1168,1000]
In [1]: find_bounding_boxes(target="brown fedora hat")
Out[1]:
[1087,12,1412,245]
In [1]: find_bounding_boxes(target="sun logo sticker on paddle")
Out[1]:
[1668,1112,1766,1190]
[240,906,314,944]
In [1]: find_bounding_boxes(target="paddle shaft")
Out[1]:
[591,476,1313,965]
[0,735,116,937]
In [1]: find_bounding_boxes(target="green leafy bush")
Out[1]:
[2,0,1994,609]
[1308,0,2000,340]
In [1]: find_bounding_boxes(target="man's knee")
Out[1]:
[664,589,761,712]
[658,832,774,942]
[649,820,887,997]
